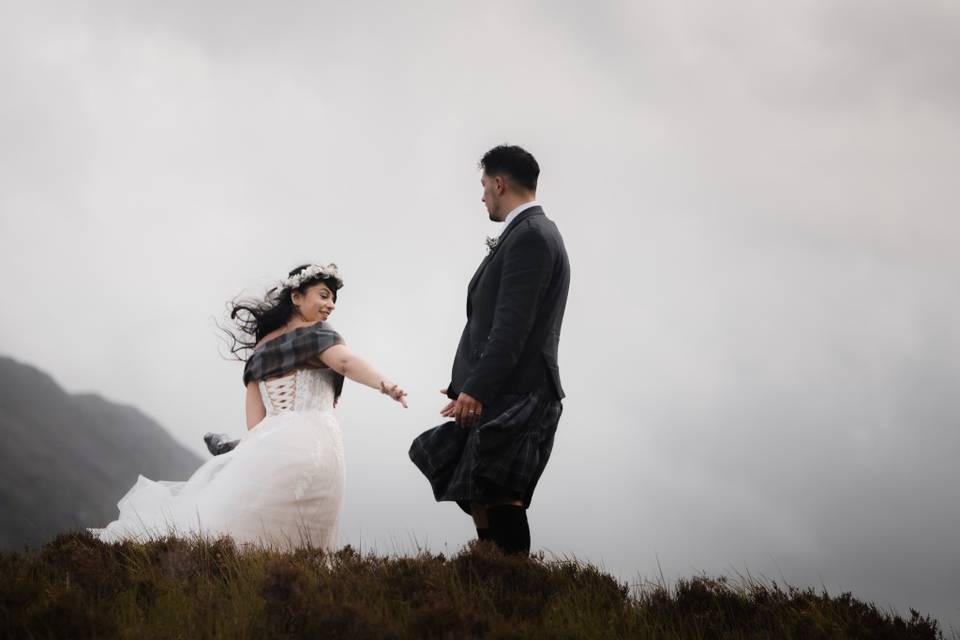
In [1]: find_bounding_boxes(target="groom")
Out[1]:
[410,144,570,555]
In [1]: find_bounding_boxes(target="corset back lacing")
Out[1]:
[264,373,298,413]
[259,368,337,415]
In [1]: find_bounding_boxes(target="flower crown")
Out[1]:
[279,263,343,291]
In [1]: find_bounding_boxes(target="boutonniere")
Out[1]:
[485,236,499,254]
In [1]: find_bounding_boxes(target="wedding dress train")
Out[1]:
[91,367,345,551]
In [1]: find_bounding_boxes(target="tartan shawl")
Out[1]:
[242,322,346,401]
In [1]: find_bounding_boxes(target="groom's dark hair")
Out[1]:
[480,145,539,193]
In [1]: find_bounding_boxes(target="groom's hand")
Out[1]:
[453,392,483,429]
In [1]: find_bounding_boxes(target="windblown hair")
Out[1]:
[479,144,540,193]
[222,264,343,361]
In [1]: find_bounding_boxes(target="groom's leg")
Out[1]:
[470,503,492,542]
[485,496,529,555]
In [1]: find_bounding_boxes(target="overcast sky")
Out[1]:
[2,0,959,631]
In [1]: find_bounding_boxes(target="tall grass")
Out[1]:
[0,531,948,639]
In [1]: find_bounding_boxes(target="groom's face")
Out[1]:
[481,172,504,221]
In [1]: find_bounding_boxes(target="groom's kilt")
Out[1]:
[409,383,561,513]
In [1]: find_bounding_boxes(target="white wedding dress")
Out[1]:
[91,367,345,551]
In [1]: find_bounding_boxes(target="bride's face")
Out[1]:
[292,282,336,322]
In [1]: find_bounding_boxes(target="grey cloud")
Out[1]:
[814,0,960,113]
[2,0,958,632]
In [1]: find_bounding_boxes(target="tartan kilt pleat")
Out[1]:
[409,389,561,512]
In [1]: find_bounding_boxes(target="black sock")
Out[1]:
[487,505,530,555]
[476,528,492,542]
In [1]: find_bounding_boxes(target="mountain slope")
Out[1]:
[0,356,203,549]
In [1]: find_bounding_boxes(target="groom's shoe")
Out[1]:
[203,432,241,456]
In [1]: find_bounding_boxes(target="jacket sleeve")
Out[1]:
[461,226,554,405]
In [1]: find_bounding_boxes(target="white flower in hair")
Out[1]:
[279,263,343,291]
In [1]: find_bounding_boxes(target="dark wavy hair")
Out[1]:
[222,264,343,361]
[479,144,539,193]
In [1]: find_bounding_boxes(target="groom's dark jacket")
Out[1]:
[448,206,570,406]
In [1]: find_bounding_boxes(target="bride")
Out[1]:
[90,263,407,550]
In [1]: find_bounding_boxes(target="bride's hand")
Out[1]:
[440,388,456,418]
[380,381,408,408]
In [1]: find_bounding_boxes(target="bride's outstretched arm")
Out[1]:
[320,344,408,407]
[245,381,266,429]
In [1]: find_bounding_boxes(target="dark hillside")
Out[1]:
[0,356,202,549]
[0,533,947,639]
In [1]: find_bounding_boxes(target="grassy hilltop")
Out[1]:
[0,531,947,639]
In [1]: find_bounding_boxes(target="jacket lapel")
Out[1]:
[467,252,494,296]
[465,206,545,312]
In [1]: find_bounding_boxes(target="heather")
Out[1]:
[0,532,948,639]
